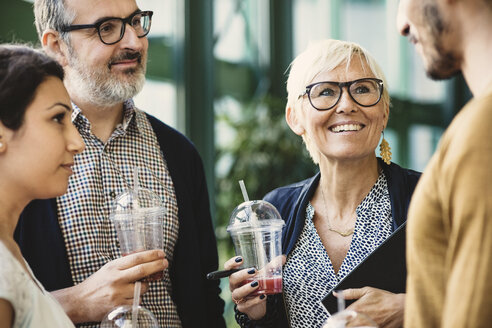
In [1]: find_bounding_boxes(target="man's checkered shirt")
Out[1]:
[57,100,182,327]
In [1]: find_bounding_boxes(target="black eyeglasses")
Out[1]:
[299,78,384,111]
[60,11,153,45]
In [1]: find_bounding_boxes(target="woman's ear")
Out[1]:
[42,29,69,67]
[0,124,8,154]
[286,105,305,136]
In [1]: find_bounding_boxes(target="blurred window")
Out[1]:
[134,0,177,127]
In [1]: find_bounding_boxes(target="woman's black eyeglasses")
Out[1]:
[299,78,384,111]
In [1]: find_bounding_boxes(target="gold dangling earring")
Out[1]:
[380,131,392,165]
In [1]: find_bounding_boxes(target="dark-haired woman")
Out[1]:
[0,44,85,327]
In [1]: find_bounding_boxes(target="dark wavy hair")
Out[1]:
[0,44,64,130]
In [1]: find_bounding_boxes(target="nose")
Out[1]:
[335,88,358,114]
[397,0,410,36]
[119,23,146,51]
[66,124,85,155]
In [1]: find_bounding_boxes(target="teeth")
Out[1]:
[331,124,362,133]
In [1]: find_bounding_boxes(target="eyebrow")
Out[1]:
[46,102,72,112]
[92,9,142,25]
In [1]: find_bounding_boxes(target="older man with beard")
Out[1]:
[14,0,225,327]
[397,0,492,327]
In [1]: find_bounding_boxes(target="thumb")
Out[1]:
[334,288,366,300]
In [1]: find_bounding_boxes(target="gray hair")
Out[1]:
[34,0,76,44]
[285,39,390,164]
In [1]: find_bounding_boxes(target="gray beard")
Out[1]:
[65,51,146,108]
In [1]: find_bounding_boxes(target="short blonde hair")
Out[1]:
[286,39,390,164]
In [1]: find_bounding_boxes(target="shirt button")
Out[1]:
[110,191,116,198]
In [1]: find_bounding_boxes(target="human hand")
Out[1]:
[337,287,405,328]
[53,249,168,323]
[225,256,267,321]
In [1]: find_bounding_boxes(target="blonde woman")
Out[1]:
[225,39,420,328]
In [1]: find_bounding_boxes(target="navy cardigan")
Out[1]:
[14,114,226,328]
[242,159,421,327]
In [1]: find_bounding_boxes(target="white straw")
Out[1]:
[132,167,141,328]
[238,180,267,269]
[133,167,140,207]
[239,180,250,202]
[336,290,345,312]
[132,167,143,254]
[132,281,141,328]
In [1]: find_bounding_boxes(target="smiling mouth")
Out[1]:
[109,52,142,68]
[61,163,73,172]
[330,124,363,133]
[113,59,138,65]
[109,59,140,70]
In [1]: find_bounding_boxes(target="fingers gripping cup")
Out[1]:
[110,184,166,282]
[227,200,285,295]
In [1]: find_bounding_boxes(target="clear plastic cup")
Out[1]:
[323,310,378,328]
[227,200,285,295]
[101,305,159,328]
[110,186,166,281]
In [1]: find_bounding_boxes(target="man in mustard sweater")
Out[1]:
[397,0,492,327]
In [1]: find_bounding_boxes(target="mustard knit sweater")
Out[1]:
[405,82,492,328]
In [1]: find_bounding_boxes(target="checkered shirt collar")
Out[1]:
[71,99,141,136]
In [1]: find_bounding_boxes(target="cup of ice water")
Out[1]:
[323,310,378,328]
[101,305,159,328]
[110,186,166,281]
[227,200,285,295]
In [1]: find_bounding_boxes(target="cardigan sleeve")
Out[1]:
[147,114,226,327]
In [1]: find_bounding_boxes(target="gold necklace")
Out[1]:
[320,186,355,237]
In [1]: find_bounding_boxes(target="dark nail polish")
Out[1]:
[250,281,259,287]
[235,257,243,263]
[260,294,265,299]
[247,268,255,274]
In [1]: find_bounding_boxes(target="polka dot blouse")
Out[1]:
[283,172,393,328]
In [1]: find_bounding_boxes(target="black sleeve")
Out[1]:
[191,149,227,327]
[234,294,289,328]
[14,198,74,291]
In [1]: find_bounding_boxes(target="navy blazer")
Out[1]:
[242,159,421,327]
[14,114,226,328]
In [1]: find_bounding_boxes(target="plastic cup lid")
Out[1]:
[227,200,284,232]
[111,187,164,214]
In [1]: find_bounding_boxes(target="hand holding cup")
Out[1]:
[65,250,167,323]
[225,256,267,321]
[110,177,167,282]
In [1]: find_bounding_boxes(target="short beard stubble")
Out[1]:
[423,3,461,80]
